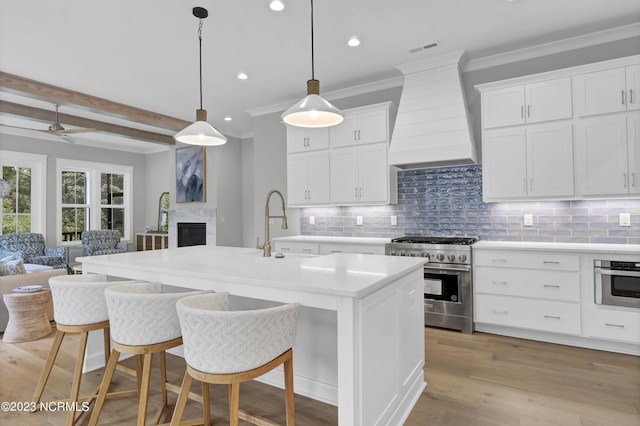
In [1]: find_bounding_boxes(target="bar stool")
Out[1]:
[170,292,300,426]
[88,282,209,426]
[32,274,142,426]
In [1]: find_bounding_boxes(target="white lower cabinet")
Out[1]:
[273,241,319,255]
[318,243,385,255]
[583,306,640,344]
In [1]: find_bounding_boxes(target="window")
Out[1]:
[0,151,47,235]
[57,159,133,245]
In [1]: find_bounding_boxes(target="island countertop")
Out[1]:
[78,245,426,299]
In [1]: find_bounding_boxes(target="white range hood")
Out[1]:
[389,50,477,169]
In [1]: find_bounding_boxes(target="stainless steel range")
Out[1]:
[385,236,476,333]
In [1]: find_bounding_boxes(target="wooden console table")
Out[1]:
[3,289,53,343]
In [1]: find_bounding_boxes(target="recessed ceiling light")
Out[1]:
[347,37,360,47]
[224,117,232,121]
[269,1,285,11]
[237,72,248,80]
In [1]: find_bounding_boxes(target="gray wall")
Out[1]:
[214,136,243,247]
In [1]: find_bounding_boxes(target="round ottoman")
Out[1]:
[3,289,53,343]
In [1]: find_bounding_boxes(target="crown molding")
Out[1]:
[465,22,640,72]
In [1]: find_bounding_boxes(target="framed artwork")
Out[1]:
[176,146,206,203]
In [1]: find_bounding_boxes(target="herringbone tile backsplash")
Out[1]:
[300,165,640,245]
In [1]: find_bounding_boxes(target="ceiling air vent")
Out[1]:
[409,42,439,54]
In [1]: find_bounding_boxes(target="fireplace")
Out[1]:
[177,222,207,247]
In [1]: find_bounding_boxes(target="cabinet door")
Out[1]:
[526,122,574,197]
[357,109,388,145]
[525,78,572,124]
[482,86,525,128]
[330,147,359,203]
[575,115,628,195]
[286,126,309,154]
[628,113,640,194]
[330,113,358,148]
[358,143,389,203]
[573,68,627,117]
[306,151,330,204]
[286,153,309,205]
[482,128,527,200]
[306,127,330,151]
[627,65,640,112]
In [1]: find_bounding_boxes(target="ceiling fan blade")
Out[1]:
[59,127,97,135]
[59,134,77,143]
[0,123,49,132]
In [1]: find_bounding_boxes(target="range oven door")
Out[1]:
[423,264,471,317]
[595,261,640,309]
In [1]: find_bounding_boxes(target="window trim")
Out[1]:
[56,159,133,246]
[0,150,47,235]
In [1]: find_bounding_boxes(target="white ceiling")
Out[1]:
[1,0,639,153]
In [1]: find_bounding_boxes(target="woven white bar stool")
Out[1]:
[170,292,300,426]
[88,282,209,426]
[32,274,142,426]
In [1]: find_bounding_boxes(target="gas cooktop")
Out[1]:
[390,236,477,245]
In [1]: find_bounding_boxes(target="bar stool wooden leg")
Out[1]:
[229,383,240,426]
[202,382,211,426]
[169,373,193,426]
[66,331,89,426]
[135,354,144,392]
[103,327,111,364]
[284,356,295,426]
[137,352,154,426]
[32,330,65,405]
[88,349,121,426]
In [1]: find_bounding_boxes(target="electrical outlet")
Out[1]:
[309,216,315,225]
[390,215,398,226]
[356,216,363,226]
[523,213,533,227]
[619,212,631,227]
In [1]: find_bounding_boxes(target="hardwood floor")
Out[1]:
[1,325,638,425]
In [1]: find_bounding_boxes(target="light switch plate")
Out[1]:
[619,212,631,227]
[390,215,398,226]
[356,216,363,226]
[523,213,533,226]
[309,216,315,225]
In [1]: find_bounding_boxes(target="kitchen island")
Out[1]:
[79,245,427,426]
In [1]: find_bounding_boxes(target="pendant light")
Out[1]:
[175,7,227,146]
[281,0,343,128]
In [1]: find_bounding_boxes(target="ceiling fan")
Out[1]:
[0,103,96,142]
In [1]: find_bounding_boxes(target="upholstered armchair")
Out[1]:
[81,230,128,256]
[0,233,66,269]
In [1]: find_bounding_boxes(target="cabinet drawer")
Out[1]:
[319,243,384,255]
[474,250,579,271]
[475,294,581,335]
[583,307,640,344]
[474,267,580,301]
[273,242,319,255]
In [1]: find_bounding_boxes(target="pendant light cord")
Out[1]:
[198,18,204,110]
[310,0,315,81]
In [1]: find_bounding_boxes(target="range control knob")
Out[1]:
[436,253,445,261]
[447,253,456,262]
[459,254,468,262]
[421,252,430,259]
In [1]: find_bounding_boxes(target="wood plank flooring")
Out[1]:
[0,325,638,425]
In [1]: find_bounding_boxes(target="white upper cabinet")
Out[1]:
[575,113,640,196]
[482,77,572,129]
[482,123,574,201]
[330,105,389,148]
[330,143,391,204]
[286,126,330,154]
[286,151,330,206]
[573,64,640,117]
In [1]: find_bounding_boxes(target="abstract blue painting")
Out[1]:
[176,146,206,202]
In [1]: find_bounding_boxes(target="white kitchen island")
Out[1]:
[79,245,426,426]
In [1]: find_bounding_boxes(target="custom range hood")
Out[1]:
[389,50,477,169]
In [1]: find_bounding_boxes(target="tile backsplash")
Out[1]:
[300,165,640,245]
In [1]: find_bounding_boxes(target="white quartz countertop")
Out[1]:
[273,235,390,246]
[78,245,425,299]
[473,240,640,255]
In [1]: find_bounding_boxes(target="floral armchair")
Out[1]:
[81,230,128,256]
[0,233,66,269]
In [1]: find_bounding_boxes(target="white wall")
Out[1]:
[214,136,243,247]
[143,150,172,230]
[241,137,255,248]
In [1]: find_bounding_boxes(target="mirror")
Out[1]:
[158,192,170,232]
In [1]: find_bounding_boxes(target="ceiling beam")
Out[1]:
[0,71,190,131]
[0,100,175,146]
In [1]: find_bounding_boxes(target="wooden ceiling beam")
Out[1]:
[0,100,175,146]
[0,71,190,131]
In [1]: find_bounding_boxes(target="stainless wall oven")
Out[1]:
[594,260,640,308]
[386,236,475,333]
